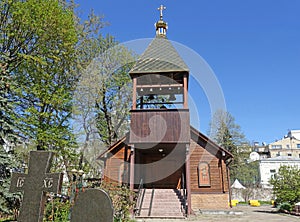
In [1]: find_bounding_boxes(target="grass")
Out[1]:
[0,218,15,222]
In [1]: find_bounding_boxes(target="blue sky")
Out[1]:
[75,0,300,144]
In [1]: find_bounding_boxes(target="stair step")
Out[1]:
[139,211,184,215]
[136,189,185,218]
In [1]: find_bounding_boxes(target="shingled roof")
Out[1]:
[129,37,189,74]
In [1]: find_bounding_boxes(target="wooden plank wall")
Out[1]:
[189,140,229,193]
[103,144,130,185]
[129,109,190,143]
[102,133,230,193]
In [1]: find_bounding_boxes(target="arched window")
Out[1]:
[198,162,211,187]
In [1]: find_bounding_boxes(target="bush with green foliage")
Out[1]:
[270,165,300,206]
[279,202,292,212]
[44,197,71,222]
[100,182,135,222]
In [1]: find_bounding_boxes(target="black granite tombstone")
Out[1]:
[71,189,114,222]
[9,151,63,222]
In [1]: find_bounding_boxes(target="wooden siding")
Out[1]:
[129,109,190,143]
[103,144,130,185]
[102,127,231,194]
[189,140,229,193]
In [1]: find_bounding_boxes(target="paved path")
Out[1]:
[136,205,300,222]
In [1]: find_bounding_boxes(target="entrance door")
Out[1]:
[143,155,183,189]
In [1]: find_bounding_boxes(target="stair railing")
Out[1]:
[148,188,155,216]
[181,172,187,216]
[134,179,145,216]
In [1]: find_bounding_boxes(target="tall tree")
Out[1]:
[73,35,135,171]
[13,0,78,151]
[208,110,259,186]
[1,0,110,173]
[0,62,16,149]
[209,109,246,147]
[0,146,21,218]
[0,0,21,150]
[1,0,78,152]
[94,40,134,146]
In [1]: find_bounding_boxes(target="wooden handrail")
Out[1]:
[135,179,145,216]
[182,172,187,216]
[148,188,155,216]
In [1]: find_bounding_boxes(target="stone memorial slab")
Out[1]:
[71,189,114,222]
[9,151,63,222]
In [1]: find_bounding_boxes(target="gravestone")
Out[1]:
[9,151,63,222]
[71,189,114,222]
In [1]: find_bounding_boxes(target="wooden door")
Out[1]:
[143,155,182,189]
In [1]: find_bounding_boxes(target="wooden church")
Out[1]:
[99,5,233,218]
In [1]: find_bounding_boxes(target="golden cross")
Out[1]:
[158,5,166,20]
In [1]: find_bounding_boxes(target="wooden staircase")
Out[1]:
[135,189,185,219]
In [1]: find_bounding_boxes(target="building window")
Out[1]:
[286,145,290,148]
[272,145,282,149]
[288,153,292,157]
[198,162,211,187]
[297,144,300,148]
[270,169,276,178]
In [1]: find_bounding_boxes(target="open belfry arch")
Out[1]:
[98,5,233,218]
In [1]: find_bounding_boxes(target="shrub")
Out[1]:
[279,202,292,212]
[270,166,300,205]
[44,197,71,221]
[100,182,136,222]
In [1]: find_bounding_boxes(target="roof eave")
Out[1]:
[129,69,189,75]
[97,135,128,160]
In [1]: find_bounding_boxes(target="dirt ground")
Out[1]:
[137,205,300,222]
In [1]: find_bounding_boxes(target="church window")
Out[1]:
[198,162,211,187]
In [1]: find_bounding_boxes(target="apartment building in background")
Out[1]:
[268,132,300,158]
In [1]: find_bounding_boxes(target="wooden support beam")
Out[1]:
[183,74,188,109]
[129,146,135,191]
[227,164,232,208]
[136,84,183,88]
[132,78,137,110]
[185,144,191,215]
[220,159,225,193]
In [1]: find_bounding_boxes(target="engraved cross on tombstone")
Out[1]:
[9,151,63,222]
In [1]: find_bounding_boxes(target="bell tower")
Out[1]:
[128,9,191,214]
[129,5,190,145]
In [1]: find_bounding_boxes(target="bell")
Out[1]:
[148,94,155,100]
[168,94,176,101]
